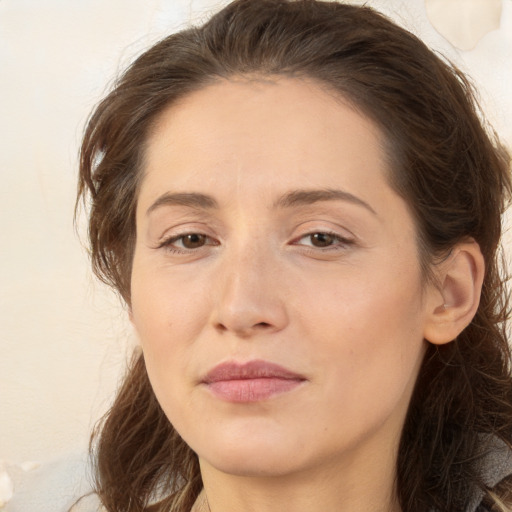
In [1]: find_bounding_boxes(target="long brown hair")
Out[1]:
[77,1,512,511]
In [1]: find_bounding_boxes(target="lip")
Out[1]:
[201,360,306,403]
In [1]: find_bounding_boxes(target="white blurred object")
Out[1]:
[0,460,41,508]
[4,454,94,512]
[18,462,40,473]
[0,461,14,507]
[426,0,503,50]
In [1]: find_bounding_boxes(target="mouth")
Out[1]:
[201,360,306,403]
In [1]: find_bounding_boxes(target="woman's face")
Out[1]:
[131,77,437,478]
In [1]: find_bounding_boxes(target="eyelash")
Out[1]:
[157,230,353,254]
[292,231,354,252]
[157,233,219,254]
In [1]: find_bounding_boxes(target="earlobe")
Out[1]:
[423,240,485,345]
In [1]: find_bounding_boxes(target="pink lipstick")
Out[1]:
[202,360,305,403]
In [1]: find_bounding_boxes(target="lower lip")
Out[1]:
[205,378,304,403]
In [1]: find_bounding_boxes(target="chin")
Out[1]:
[201,448,303,478]
[190,423,309,477]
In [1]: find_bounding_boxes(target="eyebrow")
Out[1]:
[146,192,219,215]
[273,188,377,215]
[146,188,376,216]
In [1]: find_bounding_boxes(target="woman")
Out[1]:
[77,1,512,511]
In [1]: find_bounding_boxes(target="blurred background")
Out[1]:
[0,0,511,485]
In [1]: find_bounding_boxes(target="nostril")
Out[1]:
[214,321,272,335]
[215,323,228,332]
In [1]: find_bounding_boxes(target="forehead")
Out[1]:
[146,76,385,155]
[139,76,398,218]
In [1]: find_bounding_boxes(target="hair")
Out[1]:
[77,1,512,511]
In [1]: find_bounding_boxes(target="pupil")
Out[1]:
[312,233,334,247]
[183,234,205,248]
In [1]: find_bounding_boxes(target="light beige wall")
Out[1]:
[0,0,510,466]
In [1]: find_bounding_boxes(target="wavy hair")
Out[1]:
[77,1,512,511]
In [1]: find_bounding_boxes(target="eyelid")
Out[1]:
[152,220,216,243]
[152,221,221,255]
[291,230,354,248]
[158,232,219,249]
[291,219,355,240]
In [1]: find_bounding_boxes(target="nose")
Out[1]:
[210,242,289,337]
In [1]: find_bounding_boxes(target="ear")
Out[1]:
[423,240,485,345]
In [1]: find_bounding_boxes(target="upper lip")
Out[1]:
[202,360,305,383]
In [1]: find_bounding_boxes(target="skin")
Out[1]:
[130,77,447,512]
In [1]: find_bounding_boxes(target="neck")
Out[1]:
[194,440,401,512]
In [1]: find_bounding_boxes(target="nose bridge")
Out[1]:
[212,233,288,335]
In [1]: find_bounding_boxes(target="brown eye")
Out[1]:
[309,233,336,247]
[181,233,207,249]
[158,232,218,253]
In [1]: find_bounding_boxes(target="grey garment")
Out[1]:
[430,436,512,512]
[468,436,512,512]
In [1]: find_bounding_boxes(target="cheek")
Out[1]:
[293,250,424,333]
[295,258,426,391]
[130,277,198,425]
[129,263,210,412]
[131,259,210,346]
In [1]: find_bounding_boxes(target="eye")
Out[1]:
[307,232,337,247]
[158,232,218,252]
[177,233,208,249]
[294,231,352,250]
